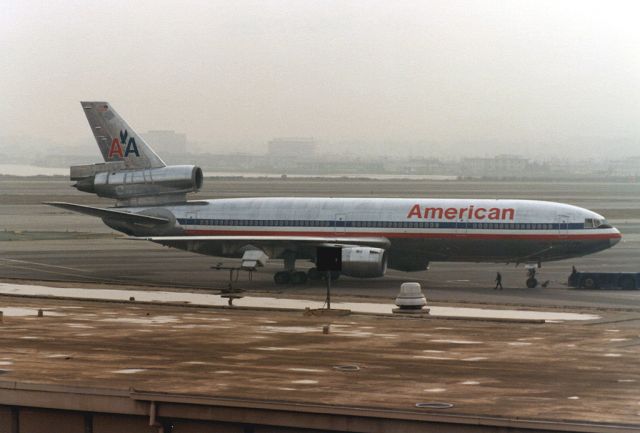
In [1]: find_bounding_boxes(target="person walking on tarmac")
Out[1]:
[494,272,503,290]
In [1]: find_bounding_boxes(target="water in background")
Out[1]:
[0,164,68,176]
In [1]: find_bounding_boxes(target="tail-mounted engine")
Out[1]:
[341,247,388,278]
[71,162,203,206]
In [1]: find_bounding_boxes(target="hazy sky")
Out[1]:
[1,0,639,157]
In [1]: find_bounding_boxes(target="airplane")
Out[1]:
[47,101,622,288]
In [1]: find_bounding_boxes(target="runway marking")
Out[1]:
[430,339,483,344]
[0,263,108,281]
[256,347,300,351]
[112,369,146,374]
[0,307,65,317]
[0,261,150,285]
[0,257,87,272]
[414,355,454,360]
[288,368,324,373]
[0,283,603,322]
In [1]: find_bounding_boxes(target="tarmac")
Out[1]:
[0,176,639,431]
[1,177,640,310]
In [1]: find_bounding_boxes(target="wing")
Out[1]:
[131,235,390,250]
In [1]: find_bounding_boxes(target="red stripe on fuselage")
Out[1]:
[182,229,621,241]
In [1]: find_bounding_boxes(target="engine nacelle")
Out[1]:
[341,247,388,278]
[74,165,203,200]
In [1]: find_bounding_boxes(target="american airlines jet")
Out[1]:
[47,102,621,288]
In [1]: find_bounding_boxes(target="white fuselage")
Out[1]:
[119,197,621,270]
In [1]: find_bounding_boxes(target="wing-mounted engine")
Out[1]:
[71,163,203,206]
[341,247,388,278]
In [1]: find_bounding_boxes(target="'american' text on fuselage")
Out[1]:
[407,204,516,221]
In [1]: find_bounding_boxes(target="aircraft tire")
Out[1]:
[314,271,340,282]
[274,271,291,285]
[526,277,538,288]
[307,268,322,281]
[291,271,308,285]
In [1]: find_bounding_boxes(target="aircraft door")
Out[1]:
[186,209,199,226]
[456,216,468,235]
[334,213,347,233]
[557,214,569,238]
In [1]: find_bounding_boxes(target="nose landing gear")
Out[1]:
[524,262,542,288]
[526,268,538,288]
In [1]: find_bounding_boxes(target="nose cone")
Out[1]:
[610,227,622,247]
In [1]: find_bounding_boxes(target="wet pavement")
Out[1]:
[0,294,638,426]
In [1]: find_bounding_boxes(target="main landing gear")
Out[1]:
[273,268,341,285]
[273,252,306,285]
[273,252,340,285]
[274,270,308,285]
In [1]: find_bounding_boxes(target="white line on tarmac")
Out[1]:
[0,257,88,272]
[0,282,601,321]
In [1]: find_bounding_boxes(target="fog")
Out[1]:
[1,0,639,159]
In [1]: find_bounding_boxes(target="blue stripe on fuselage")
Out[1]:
[176,218,585,231]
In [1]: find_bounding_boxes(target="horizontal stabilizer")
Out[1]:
[45,202,169,225]
[130,235,390,249]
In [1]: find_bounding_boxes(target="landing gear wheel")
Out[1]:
[274,271,291,284]
[321,271,340,282]
[526,277,538,288]
[291,271,308,285]
[307,267,322,281]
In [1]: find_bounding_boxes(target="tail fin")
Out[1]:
[81,101,165,169]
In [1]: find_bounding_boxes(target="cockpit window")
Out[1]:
[584,218,611,229]
[598,220,612,228]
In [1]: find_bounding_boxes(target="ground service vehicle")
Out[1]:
[569,272,640,290]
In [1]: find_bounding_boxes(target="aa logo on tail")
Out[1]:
[108,130,140,159]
